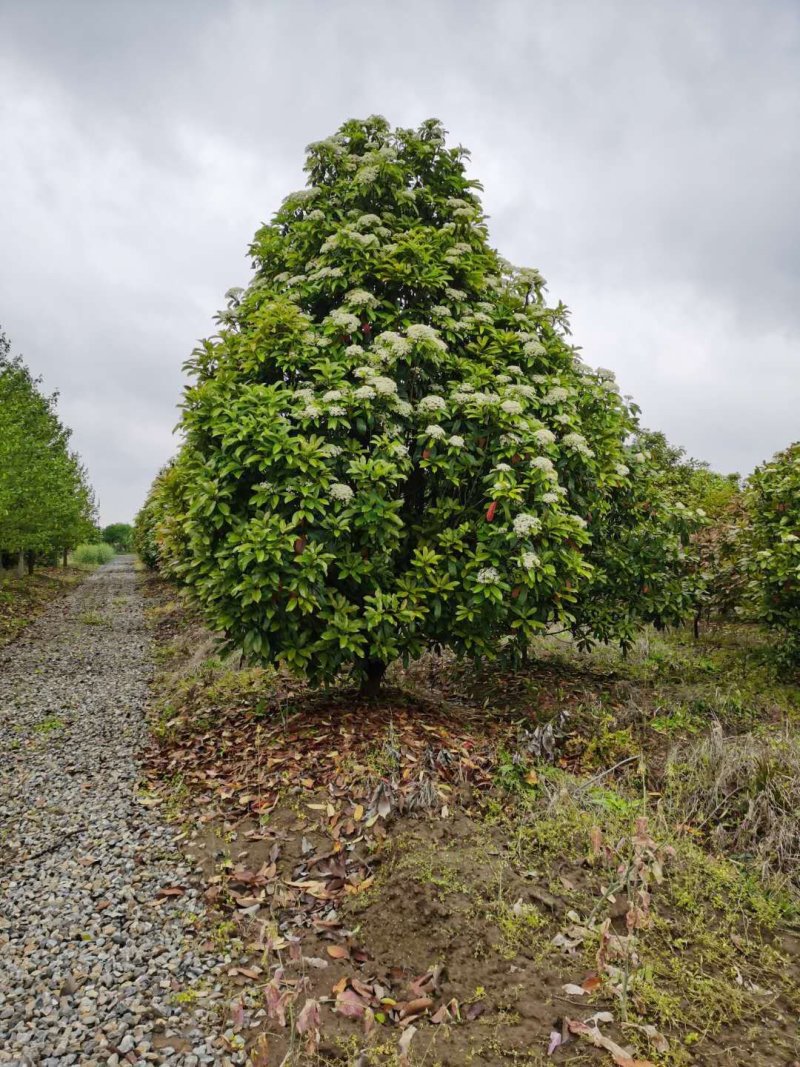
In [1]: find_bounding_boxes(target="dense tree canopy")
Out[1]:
[0,329,97,571]
[743,442,800,668]
[102,523,133,552]
[144,117,703,690]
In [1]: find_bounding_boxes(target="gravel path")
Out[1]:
[0,558,233,1066]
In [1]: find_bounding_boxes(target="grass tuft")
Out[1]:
[70,543,115,566]
[663,724,800,887]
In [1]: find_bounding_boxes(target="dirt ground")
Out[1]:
[140,574,800,1066]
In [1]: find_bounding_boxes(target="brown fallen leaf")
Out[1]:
[336,988,366,1019]
[327,944,349,960]
[155,886,185,898]
[400,997,433,1018]
[567,1018,656,1067]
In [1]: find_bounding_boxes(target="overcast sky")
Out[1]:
[1,0,798,524]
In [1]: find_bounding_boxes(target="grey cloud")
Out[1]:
[1,0,798,522]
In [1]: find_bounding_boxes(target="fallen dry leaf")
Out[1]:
[567,1018,656,1067]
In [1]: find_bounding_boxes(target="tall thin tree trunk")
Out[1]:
[17,551,25,578]
[26,552,35,576]
[63,547,68,567]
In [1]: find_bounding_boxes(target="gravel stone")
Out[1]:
[0,558,228,1063]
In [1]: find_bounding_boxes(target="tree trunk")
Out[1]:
[17,551,25,578]
[63,547,69,567]
[359,659,387,700]
[26,552,35,576]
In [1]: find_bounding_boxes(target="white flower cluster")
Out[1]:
[323,389,343,402]
[533,428,555,446]
[615,463,630,477]
[521,551,541,570]
[309,265,343,282]
[562,432,594,458]
[445,242,472,260]
[448,435,465,448]
[407,323,447,350]
[327,309,361,333]
[476,567,500,585]
[356,213,382,229]
[500,399,523,415]
[418,394,447,413]
[345,289,378,308]
[513,513,542,537]
[531,456,554,472]
[425,424,446,439]
[354,385,376,400]
[393,399,413,417]
[542,387,569,405]
[507,365,523,375]
[523,340,546,357]
[371,376,397,395]
[541,492,559,504]
[445,287,466,302]
[509,383,536,399]
[330,483,354,502]
[300,404,322,419]
[354,164,379,185]
[374,331,412,358]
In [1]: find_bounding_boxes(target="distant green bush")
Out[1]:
[101,522,133,551]
[70,542,115,566]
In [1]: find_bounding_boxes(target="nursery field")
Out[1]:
[140,572,800,1067]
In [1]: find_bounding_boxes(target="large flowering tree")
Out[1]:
[167,116,699,693]
[742,443,800,669]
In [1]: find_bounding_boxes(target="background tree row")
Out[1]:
[0,327,98,574]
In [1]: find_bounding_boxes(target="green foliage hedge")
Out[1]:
[138,117,704,689]
[743,443,800,667]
